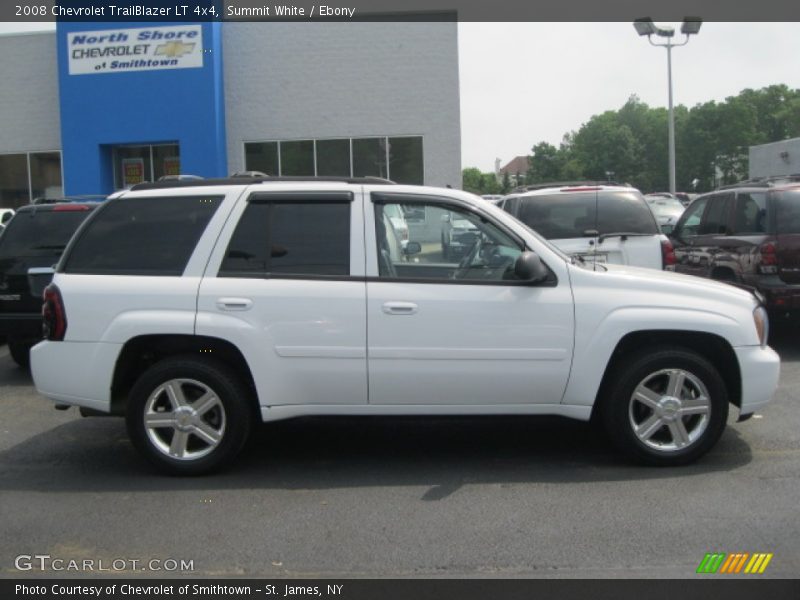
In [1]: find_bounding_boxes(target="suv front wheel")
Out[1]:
[602,346,729,466]
[126,356,253,475]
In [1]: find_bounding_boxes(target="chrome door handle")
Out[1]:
[216,297,253,311]
[382,301,418,315]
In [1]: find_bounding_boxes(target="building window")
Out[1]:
[244,142,278,176]
[0,151,64,209]
[244,136,423,184]
[112,143,179,189]
[280,140,314,176]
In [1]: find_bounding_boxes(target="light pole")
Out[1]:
[633,17,702,194]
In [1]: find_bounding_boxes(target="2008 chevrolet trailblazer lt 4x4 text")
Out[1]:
[30,177,780,474]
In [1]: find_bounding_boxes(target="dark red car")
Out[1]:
[669,178,800,317]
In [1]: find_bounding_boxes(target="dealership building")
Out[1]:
[0,20,461,208]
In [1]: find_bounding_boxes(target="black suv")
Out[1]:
[0,202,99,366]
[669,177,800,316]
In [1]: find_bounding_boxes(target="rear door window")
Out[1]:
[220,196,351,277]
[62,196,223,275]
[517,191,657,239]
[732,192,768,234]
[776,190,800,234]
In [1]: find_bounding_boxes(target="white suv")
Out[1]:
[501,183,672,269]
[30,177,779,474]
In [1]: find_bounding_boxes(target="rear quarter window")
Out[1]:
[62,195,222,275]
[0,209,93,259]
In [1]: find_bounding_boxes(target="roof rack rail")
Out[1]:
[717,174,800,190]
[32,195,106,205]
[130,175,396,191]
[510,180,625,193]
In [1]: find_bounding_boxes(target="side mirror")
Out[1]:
[440,213,451,223]
[1,212,11,224]
[404,241,422,256]
[514,251,548,283]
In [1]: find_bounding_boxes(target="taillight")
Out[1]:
[661,239,676,269]
[42,283,67,341]
[759,242,778,274]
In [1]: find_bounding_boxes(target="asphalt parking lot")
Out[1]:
[1,330,798,579]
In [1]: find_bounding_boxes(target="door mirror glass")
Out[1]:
[514,251,548,283]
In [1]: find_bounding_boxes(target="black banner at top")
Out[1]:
[2,0,800,22]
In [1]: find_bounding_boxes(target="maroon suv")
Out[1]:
[669,179,800,316]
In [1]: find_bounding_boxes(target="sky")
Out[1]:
[3,21,800,173]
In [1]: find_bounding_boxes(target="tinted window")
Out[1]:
[776,190,800,234]
[517,191,657,239]
[220,201,350,277]
[674,197,708,237]
[699,195,732,235]
[63,196,222,275]
[0,209,93,259]
[733,192,768,234]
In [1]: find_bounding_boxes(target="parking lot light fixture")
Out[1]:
[633,17,703,194]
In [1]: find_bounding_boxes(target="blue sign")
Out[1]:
[56,20,227,195]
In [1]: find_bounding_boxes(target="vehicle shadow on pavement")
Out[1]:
[0,414,753,496]
[769,322,800,362]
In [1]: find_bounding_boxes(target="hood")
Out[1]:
[595,263,758,307]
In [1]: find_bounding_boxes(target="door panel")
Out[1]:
[366,194,574,406]
[197,189,367,408]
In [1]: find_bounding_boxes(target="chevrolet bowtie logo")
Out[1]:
[154,41,196,58]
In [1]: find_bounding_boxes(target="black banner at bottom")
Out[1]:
[3,579,799,600]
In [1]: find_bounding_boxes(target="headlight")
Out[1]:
[753,306,769,347]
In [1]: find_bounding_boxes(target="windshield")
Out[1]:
[517,191,659,239]
[0,210,92,259]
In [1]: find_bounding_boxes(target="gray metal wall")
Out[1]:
[749,138,800,179]
[223,22,461,188]
[0,32,61,153]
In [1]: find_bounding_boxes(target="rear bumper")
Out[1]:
[735,345,780,416]
[0,313,41,338]
[744,277,800,311]
[30,340,122,412]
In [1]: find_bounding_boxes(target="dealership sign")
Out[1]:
[67,25,203,75]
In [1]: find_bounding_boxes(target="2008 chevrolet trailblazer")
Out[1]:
[30,177,780,474]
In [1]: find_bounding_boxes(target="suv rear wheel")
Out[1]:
[602,346,729,466]
[126,356,253,475]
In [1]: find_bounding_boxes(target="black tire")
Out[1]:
[8,338,32,369]
[126,356,253,475]
[601,346,729,466]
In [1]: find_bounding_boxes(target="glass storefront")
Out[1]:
[112,143,179,189]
